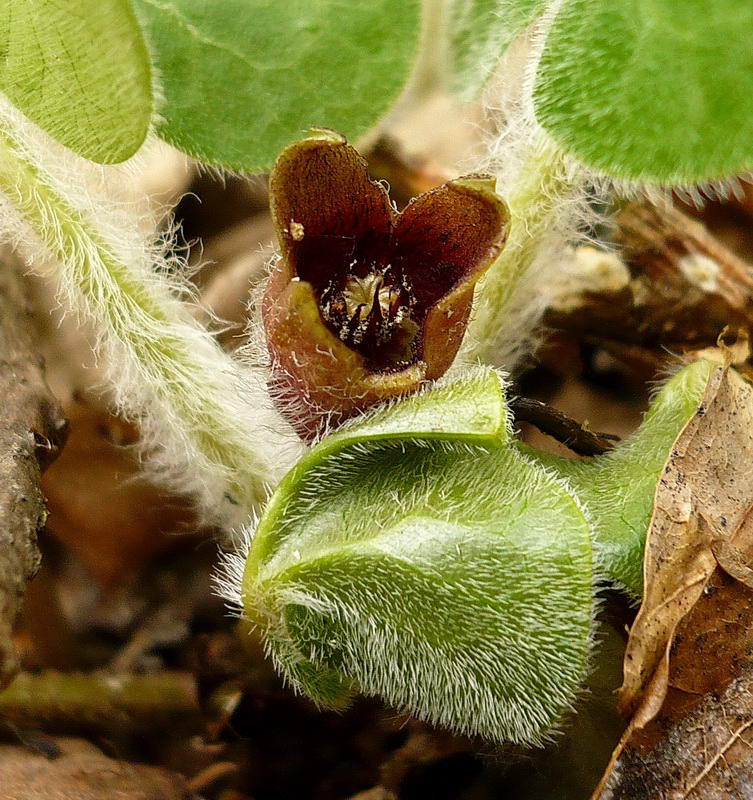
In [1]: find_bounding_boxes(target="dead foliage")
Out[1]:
[595,354,753,798]
[0,737,192,800]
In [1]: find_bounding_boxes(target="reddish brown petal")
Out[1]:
[421,289,475,381]
[268,129,394,294]
[264,277,425,441]
[392,175,509,317]
[263,137,509,441]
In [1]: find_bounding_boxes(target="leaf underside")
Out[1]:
[0,0,153,163]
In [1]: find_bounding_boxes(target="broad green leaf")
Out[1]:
[518,360,714,596]
[247,368,511,568]
[447,0,548,99]
[243,369,595,744]
[533,0,753,184]
[135,0,421,171]
[0,0,153,163]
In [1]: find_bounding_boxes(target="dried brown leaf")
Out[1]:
[595,516,753,799]
[594,369,753,799]
[0,736,191,800]
[619,365,753,718]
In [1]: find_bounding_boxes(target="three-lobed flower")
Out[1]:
[263,129,509,440]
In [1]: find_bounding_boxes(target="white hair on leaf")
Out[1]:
[0,94,299,527]
[231,378,597,746]
[460,0,750,374]
[457,9,604,372]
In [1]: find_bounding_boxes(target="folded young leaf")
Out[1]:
[518,359,714,596]
[240,369,595,745]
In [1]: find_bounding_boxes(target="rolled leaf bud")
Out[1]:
[222,361,718,744]
[237,368,596,745]
[263,129,509,440]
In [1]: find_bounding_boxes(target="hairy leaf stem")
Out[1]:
[0,122,288,524]
[461,131,580,366]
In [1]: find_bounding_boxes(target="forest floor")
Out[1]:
[2,123,753,800]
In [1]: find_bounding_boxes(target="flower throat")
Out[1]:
[320,261,418,367]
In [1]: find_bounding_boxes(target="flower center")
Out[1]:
[320,266,417,364]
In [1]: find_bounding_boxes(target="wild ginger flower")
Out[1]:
[263,129,509,440]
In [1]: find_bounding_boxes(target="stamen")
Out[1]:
[320,266,415,356]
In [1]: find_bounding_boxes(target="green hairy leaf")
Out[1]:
[0,0,153,163]
[243,369,596,744]
[238,362,716,742]
[135,0,421,171]
[533,0,753,184]
[447,0,547,99]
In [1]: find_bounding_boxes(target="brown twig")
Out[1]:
[546,199,753,369]
[0,671,199,733]
[0,256,67,687]
[510,396,618,457]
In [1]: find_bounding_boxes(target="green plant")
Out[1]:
[448,0,753,365]
[1,0,749,745]
[0,0,420,523]
[223,360,713,744]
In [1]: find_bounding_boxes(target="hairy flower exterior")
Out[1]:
[263,130,509,440]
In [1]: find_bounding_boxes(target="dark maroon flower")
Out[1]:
[263,129,509,440]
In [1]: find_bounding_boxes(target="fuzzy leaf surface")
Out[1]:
[447,0,547,99]
[519,360,714,596]
[243,370,594,744]
[135,0,421,171]
[0,0,153,163]
[533,0,753,184]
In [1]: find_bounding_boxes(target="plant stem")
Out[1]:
[0,126,287,525]
[0,671,198,731]
[460,133,578,367]
[509,396,618,456]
